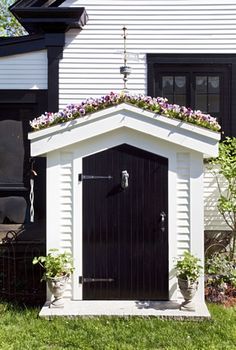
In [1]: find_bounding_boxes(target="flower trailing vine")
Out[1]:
[30,91,221,132]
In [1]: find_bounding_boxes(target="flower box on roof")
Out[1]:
[29,93,220,158]
[30,92,221,132]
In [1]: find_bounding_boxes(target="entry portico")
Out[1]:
[29,102,219,315]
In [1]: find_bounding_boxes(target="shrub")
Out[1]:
[205,252,236,306]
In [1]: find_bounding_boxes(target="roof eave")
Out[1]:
[10,7,88,34]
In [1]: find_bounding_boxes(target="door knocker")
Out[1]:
[121,170,129,189]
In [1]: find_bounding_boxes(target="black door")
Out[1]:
[82,144,168,300]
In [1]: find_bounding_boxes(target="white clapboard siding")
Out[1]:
[204,164,229,231]
[0,50,47,89]
[176,153,190,256]
[59,0,236,107]
[60,152,74,298]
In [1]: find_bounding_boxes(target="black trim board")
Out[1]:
[10,0,68,10]
[0,32,65,112]
[0,32,65,57]
[147,54,236,137]
[47,45,63,111]
[0,35,46,57]
[0,90,48,115]
[1,2,88,112]
[10,0,88,35]
[11,8,88,35]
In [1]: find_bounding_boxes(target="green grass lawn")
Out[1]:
[0,302,235,350]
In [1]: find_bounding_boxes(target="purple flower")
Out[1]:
[30,91,221,132]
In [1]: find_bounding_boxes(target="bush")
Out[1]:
[205,252,236,306]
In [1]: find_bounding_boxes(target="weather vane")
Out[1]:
[120,27,132,92]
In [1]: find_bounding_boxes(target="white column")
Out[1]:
[190,151,204,303]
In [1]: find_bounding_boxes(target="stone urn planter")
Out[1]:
[47,275,69,308]
[32,249,74,308]
[175,251,202,311]
[178,278,199,311]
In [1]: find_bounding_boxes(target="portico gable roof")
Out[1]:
[29,103,220,158]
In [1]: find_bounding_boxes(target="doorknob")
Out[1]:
[121,170,129,189]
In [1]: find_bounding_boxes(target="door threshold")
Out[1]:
[39,299,210,320]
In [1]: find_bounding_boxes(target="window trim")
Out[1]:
[147,54,236,137]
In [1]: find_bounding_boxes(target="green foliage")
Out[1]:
[0,302,235,350]
[209,137,236,258]
[205,253,236,287]
[0,0,26,37]
[175,251,203,282]
[32,249,74,281]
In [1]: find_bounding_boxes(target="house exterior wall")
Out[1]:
[204,164,229,231]
[0,50,48,89]
[176,153,190,256]
[60,0,236,106]
[59,0,230,232]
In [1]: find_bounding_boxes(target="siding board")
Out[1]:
[204,164,229,231]
[0,50,47,90]
[176,153,190,256]
[59,151,74,298]
[59,0,236,105]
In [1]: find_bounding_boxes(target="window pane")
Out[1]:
[0,120,24,184]
[208,95,220,113]
[208,76,220,93]
[175,76,186,93]
[162,76,173,94]
[196,76,207,93]
[195,94,207,112]
[165,95,174,104]
[174,95,186,106]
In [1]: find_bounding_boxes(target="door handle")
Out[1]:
[160,211,166,232]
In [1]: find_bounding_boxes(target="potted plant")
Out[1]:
[175,251,202,311]
[32,249,74,308]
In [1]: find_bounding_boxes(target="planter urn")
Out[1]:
[178,278,198,311]
[47,275,69,308]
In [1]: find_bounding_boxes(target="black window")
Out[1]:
[0,91,47,227]
[147,55,236,137]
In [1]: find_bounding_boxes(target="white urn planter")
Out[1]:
[47,275,69,308]
[175,251,202,312]
[32,249,74,309]
[178,278,199,311]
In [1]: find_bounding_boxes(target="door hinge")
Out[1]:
[79,174,112,182]
[79,276,114,283]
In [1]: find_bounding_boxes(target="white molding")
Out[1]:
[190,152,204,303]
[29,104,220,158]
[46,152,61,251]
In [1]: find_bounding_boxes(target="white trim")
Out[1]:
[190,151,204,303]
[29,104,220,158]
[46,152,61,251]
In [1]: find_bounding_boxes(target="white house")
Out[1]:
[0,0,233,316]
